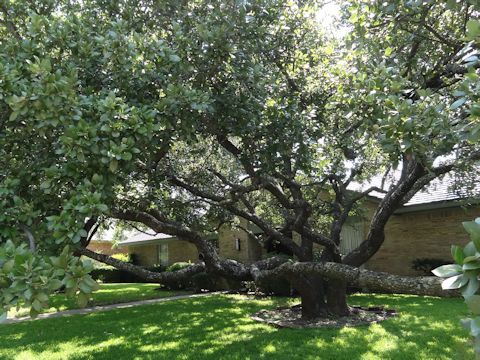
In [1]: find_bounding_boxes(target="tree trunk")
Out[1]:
[326,279,349,316]
[294,273,328,318]
[293,274,350,319]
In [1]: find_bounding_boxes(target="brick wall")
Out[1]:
[168,240,199,264]
[218,223,262,264]
[128,244,158,267]
[365,205,480,276]
[127,240,199,267]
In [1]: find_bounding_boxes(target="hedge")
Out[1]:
[90,265,165,283]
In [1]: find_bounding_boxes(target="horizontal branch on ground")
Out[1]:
[79,247,454,298]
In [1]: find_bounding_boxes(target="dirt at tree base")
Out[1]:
[251,305,397,328]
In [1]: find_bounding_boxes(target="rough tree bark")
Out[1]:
[79,247,455,303]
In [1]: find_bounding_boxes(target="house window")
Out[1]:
[158,244,169,266]
[340,222,363,255]
[235,238,241,251]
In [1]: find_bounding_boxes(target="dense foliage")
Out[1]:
[0,0,479,319]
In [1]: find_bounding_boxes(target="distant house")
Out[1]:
[89,177,480,276]
[87,227,129,257]
[363,177,480,276]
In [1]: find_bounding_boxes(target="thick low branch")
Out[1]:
[254,261,454,298]
[77,247,206,284]
[81,246,453,298]
[343,162,426,266]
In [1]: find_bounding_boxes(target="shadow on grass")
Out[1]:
[0,294,473,360]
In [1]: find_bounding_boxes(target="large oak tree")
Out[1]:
[0,0,479,319]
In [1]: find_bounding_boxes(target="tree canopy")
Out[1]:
[0,0,479,319]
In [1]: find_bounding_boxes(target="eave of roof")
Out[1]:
[118,236,178,247]
[394,197,480,214]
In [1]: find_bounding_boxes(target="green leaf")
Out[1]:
[467,20,480,39]
[450,98,466,110]
[36,292,49,302]
[121,152,132,161]
[9,111,18,121]
[65,277,76,288]
[48,279,63,291]
[0,312,6,323]
[466,295,480,314]
[91,174,103,185]
[77,292,89,308]
[441,274,468,290]
[32,299,42,312]
[464,255,480,263]
[452,245,465,265]
[109,159,118,172]
[169,54,181,63]
[464,242,477,257]
[463,276,480,297]
[432,264,462,277]
[78,282,91,294]
[24,288,33,300]
[471,317,480,337]
[2,259,14,273]
[464,262,480,271]
[464,221,480,248]
[97,204,108,212]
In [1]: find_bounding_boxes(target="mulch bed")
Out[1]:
[251,304,397,328]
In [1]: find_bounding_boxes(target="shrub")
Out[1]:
[91,265,165,283]
[166,262,192,272]
[412,258,451,275]
[111,253,130,263]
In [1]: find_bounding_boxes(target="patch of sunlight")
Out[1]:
[139,341,180,352]
[337,326,360,336]
[368,336,399,353]
[430,320,456,330]
[141,324,161,335]
[14,350,38,360]
[364,323,390,338]
[311,337,328,349]
[263,343,277,353]
[14,339,125,360]
[95,337,125,349]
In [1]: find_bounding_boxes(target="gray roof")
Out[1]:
[360,173,479,208]
[118,232,175,247]
[404,178,479,207]
[91,226,176,246]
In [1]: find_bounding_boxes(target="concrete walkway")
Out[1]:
[5,291,226,324]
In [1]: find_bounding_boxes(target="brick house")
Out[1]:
[90,179,480,276]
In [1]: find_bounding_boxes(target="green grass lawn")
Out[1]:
[0,293,473,359]
[10,283,190,318]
